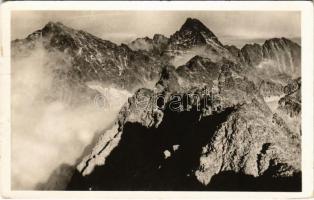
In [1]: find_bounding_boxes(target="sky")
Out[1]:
[11,11,301,48]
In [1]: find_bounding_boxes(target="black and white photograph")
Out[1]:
[0,1,313,198]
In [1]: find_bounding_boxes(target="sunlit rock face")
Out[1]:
[12,17,301,191]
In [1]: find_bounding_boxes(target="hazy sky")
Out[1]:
[11,11,301,48]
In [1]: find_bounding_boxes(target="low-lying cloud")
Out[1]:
[11,45,130,190]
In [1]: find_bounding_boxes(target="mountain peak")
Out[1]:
[263,37,300,48]
[45,21,64,27]
[43,21,66,30]
[41,21,76,36]
[168,18,223,50]
[180,18,211,33]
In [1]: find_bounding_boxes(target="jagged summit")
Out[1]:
[12,21,166,91]
[19,21,79,43]
[167,18,223,50]
[42,21,74,34]
[179,18,217,38]
[264,37,292,44]
[237,37,301,76]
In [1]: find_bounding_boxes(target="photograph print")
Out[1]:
[10,10,302,191]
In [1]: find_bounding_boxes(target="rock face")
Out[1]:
[239,38,301,77]
[13,17,301,191]
[258,80,284,97]
[176,56,243,90]
[196,103,300,186]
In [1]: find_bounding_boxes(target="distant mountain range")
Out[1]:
[12,17,301,191]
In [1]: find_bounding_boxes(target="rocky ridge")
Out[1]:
[12,22,166,92]
[226,38,301,77]
[67,53,301,190]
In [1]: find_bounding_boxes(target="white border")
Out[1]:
[0,1,313,199]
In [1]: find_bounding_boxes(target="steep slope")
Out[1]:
[261,38,301,76]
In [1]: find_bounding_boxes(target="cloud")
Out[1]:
[11,44,130,190]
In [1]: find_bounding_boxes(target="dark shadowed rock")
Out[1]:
[168,18,223,50]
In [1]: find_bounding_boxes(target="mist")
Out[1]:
[170,46,230,67]
[11,44,131,190]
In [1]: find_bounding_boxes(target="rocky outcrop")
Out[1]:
[241,43,264,67]
[278,78,301,117]
[283,77,301,95]
[196,103,300,186]
[177,56,243,89]
[258,80,284,97]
